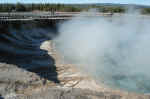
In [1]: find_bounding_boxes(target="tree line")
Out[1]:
[0,3,150,14]
[0,3,82,12]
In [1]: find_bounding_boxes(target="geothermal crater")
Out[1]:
[0,14,150,98]
[55,14,150,93]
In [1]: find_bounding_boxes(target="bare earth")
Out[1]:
[0,40,149,99]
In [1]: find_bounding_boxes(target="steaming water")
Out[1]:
[1,14,150,93]
[55,13,150,93]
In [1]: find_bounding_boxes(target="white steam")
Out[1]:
[55,11,150,93]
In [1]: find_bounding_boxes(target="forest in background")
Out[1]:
[0,3,150,14]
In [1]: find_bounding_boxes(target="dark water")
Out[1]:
[0,21,59,83]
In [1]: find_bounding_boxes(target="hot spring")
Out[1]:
[1,12,150,94]
[55,12,150,93]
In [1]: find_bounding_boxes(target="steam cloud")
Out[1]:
[55,10,150,93]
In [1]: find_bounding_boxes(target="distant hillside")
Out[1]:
[0,3,150,14]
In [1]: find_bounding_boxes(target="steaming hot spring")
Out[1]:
[55,12,150,93]
[1,12,150,94]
